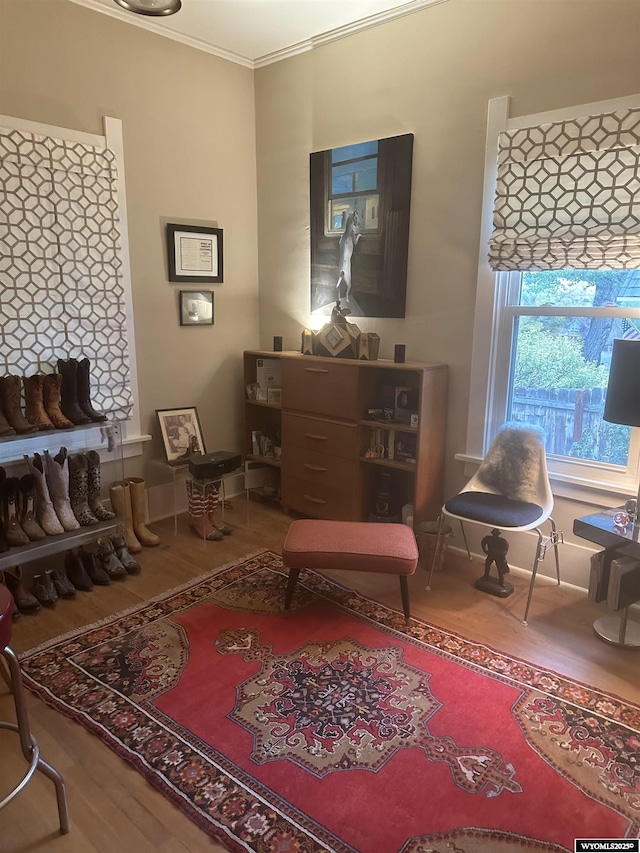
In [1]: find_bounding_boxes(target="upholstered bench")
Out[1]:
[282,519,419,622]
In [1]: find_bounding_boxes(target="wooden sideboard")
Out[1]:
[243,350,448,527]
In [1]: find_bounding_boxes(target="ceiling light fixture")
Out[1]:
[113,0,182,16]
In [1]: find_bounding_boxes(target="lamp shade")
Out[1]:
[113,0,181,15]
[603,338,640,427]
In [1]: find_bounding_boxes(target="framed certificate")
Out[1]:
[167,223,223,283]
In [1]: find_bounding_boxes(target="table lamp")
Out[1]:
[603,338,640,515]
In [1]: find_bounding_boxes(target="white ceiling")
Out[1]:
[69,0,447,68]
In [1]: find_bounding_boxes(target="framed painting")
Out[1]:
[309,133,413,319]
[180,290,214,325]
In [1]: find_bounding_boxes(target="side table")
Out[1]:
[573,508,640,648]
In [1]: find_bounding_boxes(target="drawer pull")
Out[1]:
[303,494,327,504]
[304,432,328,441]
[303,463,327,472]
[304,367,330,374]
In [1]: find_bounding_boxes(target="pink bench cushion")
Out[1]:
[282,519,418,576]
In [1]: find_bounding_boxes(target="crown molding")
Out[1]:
[68,0,449,69]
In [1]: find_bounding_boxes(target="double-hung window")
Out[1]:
[468,95,640,501]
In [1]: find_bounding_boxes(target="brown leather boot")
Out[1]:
[42,374,74,429]
[0,403,16,437]
[23,374,55,430]
[76,357,107,422]
[0,375,38,434]
[57,358,91,425]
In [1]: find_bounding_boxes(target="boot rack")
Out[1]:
[0,421,124,574]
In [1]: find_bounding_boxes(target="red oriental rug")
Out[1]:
[20,552,640,853]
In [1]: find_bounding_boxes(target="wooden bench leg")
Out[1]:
[399,575,410,623]
[284,568,300,611]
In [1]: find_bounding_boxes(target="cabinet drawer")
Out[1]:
[282,412,357,459]
[283,445,358,489]
[282,475,359,521]
[282,359,358,420]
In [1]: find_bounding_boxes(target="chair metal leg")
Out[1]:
[426,514,445,591]
[522,529,544,627]
[1,646,70,834]
[459,520,471,560]
[549,516,561,585]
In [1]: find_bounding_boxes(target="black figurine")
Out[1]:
[475,528,514,598]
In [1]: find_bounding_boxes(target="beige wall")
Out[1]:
[254,0,640,583]
[0,0,260,483]
[1,0,640,580]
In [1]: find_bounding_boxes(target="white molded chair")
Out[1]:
[428,423,561,625]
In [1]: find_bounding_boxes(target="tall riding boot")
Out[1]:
[206,481,232,535]
[43,449,80,531]
[18,475,47,542]
[108,481,142,554]
[56,358,91,425]
[23,374,55,430]
[0,375,38,434]
[68,453,98,526]
[42,374,74,429]
[186,478,222,541]
[76,357,107,422]
[125,477,159,546]
[2,477,30,547]
[23,453,64,536]
[85,451,116,521]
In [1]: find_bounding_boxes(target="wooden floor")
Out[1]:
[1,496,639,852]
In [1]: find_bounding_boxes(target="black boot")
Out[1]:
[56,358,91,425]
[76,358,107,423]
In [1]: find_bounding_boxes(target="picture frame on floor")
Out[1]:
[156,406,206,464]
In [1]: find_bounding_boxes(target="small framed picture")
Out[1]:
[167,223,223,282]
[267,387,282,404]
[156,406,206,464]
[180,291,214,326]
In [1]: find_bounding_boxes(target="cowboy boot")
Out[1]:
[126,477,159,546]
[108,481,142,553]
[33,570,58,608]
[0,469,10,553]
[85,451,116,521]
[110,534,141,574]
[0,401,16,437]
[3,567,41,613]
[42,374,74,430]
[206,482,232,535]
[56,358,91,425]
[43,449,81,531]
[18,475,47,542]
[0,375,38,434]
[51,566,76,599]
[96,537,129,579]
[1,572,21,621]
[79,547,112,585]
[68,453,98,526]
[23,374,55,430]
[64,550,93,592]
[76,357,107,422]
[23,453,65,536]
[2,478,30,547]
[186,478,222,541]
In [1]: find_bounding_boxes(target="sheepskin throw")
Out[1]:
[476,424,546,504]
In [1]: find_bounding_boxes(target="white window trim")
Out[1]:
[0,113,151,459]
[466,93,640,505]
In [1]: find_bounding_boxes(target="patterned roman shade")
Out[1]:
[488,109,640,271]
[0,127,133,419]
